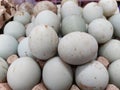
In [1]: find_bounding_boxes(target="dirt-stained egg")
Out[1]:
[13,11,31,25]
[58,32,98,65]
[29,25,59,60]
[75,61,109,90]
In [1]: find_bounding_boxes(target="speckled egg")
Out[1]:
[29,25,59,60]
[58,32,98,65]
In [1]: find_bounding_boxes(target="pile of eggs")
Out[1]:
[0,0,120,90]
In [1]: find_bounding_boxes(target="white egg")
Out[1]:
[0,57,8,83]
[88,18,113,44]
[13,11,31,25]
[61,1,82,19]
[18,37,33,58]
[4,21,25,39]
[61,15,86,36]
[75,61,109,90]
[108,59,120,88]
[99,39,120,62]
[0,34,18,59]
[58,32,98,65]
[35,10,60,33]
[43,57,73,90]
[7,57,41,90]
[99,0,117,17]
[29,25,59,60]
[109,14,120,38]
[26,22,35,37]
[83,2,103,24]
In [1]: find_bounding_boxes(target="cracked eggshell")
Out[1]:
[75,61,109,90]
[4,21,25,39]
[99,39,120,62]
[43,57,73,90]
[35,10,60,33]
[61,1,82,19]
[0,57,8,83]
[29,25,59,60]
[7,57,41,90]
[83,2,103,24]
[58,32,98,65]
[109,14,120,38]
[99,0,117,17]
[13,11,31,25]
[18,37,34,58]
[0,34,18,59]
[88,18,113,44]
[108,59,120,88]
[61,15,86,36]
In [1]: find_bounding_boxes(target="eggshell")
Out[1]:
[75,61,109,90]
[7,57,41,90]
[43,57,73,90]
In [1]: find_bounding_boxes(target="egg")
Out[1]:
[99,0,117,17]
[61,15,86,36]
[0,34,18,59]
[13,11,31,25]
[35,10,60,33]
[109,14,120,38]
[108,59,120,88]
[33,1,57,16]
[43,57,73,90]
[4,21,25,39]
[83,2,103,24]
[18,37,34,58]
[75,61,109,90]
[7,57,41,90]
[61,1,82,19]
[88,18,113,44]
[99,39,120,62]
[0,57,8,83]
[29,25,59,60]
[58,32,98,65]
[26,22,35,37]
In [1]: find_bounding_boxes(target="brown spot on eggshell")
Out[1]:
[0,83,12,90]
